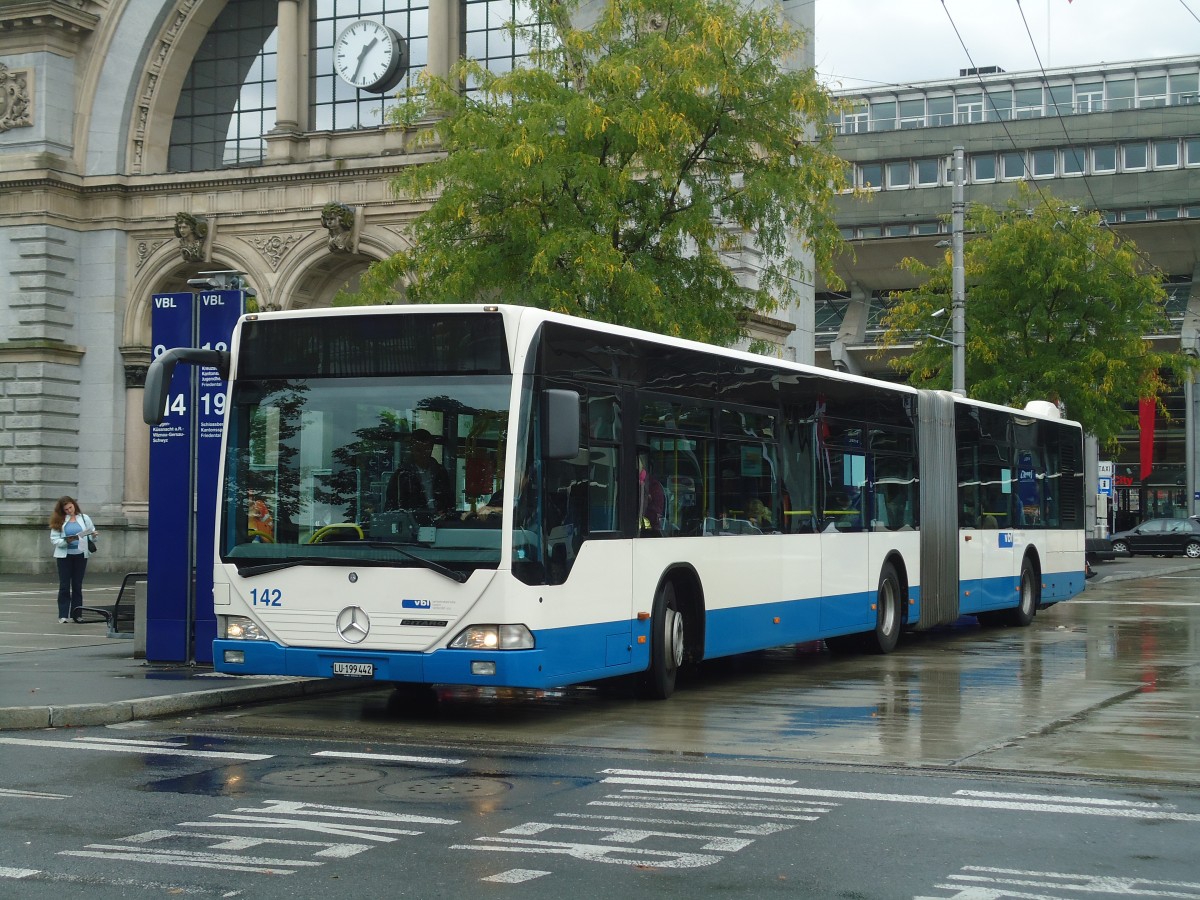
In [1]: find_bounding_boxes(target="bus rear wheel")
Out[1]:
[641,581,684,700]
[867,562,902,654]
[1005,558,1038,627]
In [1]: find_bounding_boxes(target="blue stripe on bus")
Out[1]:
[212,570,1080,688]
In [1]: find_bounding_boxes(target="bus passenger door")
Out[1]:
[820,450,871,632]
[980,464,1016,608]
[957,452,984,614]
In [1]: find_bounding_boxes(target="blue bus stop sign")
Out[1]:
[147,289,243,663]
[147,293,194,662]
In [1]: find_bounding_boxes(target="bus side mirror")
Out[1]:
[543,388,581,461]
[142,347,230,425]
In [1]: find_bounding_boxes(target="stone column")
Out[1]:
[275,0,301,130]
[120,347,151,525]
[266,0,302,163]
[426,0,460,80]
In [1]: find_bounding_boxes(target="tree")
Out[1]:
[877,187,1195,448]
[344,0,848,347]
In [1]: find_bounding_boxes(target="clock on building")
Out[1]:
[332,19,408,93]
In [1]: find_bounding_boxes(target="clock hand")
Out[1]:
[352,37,378,81]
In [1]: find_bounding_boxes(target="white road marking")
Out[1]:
[1069,599,1200,606]
[453,836,722,869]
[953,790,1172,810]
[921,866,1200,898]
[0,736,272,762]
[555,812,793,836]
[589,791,830,821]
[312,750,465,766]
[115,829,372,858]
[483,869,551,883]
[0,867,219,893]
[0,787,70,800]
[61,845,319,875]
[601,768,797,785]
[53,798,460,879]
[0,867,38,878]
[600,774,1200,822]
[75,737,189,748]
[501,821,754,853]
[189,815,423,840]
[228,799,457,827]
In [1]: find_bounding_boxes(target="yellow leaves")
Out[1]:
[510,130,544,167]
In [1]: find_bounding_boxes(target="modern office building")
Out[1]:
[0,0,814,573]
[821,56,1200,530]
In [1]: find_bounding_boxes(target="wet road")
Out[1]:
[3,559,1199,898]
[171,556,1200,785]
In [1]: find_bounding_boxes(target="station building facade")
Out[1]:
[0,0,814,573]
[821,57,1200,531]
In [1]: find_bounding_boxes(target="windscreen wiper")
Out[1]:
[315,540,469,583]
[234,555,378,577]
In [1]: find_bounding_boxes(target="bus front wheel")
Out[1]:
[642,581,684,700]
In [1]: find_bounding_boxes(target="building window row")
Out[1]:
[853,136,1200,190]
[834,67,1200,134]
[840,205,1200,241]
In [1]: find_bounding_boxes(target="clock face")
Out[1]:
[333,19,407,93]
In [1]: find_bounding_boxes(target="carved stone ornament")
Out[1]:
[321,202,357,253]
[0,63,33,133]
[136,239,169,270]
[174,212,209,262]
[247,233,306,271]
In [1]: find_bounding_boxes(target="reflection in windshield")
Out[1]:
[221,376,510,574]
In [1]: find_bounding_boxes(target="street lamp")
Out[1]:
[949,146,966,396]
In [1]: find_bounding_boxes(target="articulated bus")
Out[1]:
[145,304,1086,698]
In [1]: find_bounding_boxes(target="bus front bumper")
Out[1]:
[213,639,555,688]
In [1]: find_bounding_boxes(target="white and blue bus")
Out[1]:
[145,304,1086,698]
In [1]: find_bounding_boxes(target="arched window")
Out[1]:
[168,0,278,171]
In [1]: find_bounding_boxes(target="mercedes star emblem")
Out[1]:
[336,606,370,643]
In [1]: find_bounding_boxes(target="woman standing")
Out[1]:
[49,496,97,623]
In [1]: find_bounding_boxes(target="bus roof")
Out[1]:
[237,303,1080,429]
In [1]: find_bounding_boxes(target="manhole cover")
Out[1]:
[262,765,386,786]
[381,778,511,800]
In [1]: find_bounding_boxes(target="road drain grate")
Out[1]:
[262,765,386,786]
[381,778,510,800]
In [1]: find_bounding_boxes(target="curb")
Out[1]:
[0,676,369,731]
[1090,561,1199,585]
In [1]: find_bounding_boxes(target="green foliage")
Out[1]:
[878,186,1195,448]
[340,0,848,346]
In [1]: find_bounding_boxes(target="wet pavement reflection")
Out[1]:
[204,560,1200,785]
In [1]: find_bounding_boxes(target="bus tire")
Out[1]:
[867,562,902,654]
[641,580,684,700]
[1006,557,1038,627]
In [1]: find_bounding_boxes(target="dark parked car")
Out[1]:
[1086,536,1115,564]
[1108,517,1200,558]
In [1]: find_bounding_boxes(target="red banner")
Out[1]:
[1139,397,1155,481]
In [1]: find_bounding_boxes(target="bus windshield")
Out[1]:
[220,375,511,577]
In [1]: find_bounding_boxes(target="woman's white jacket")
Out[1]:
[50,514,97,559]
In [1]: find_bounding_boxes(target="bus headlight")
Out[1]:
[223,616,268,640]
[449,624,534,650]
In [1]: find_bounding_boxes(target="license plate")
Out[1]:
[332,662,374,677]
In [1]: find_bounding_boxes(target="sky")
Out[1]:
[813,0,1200,91]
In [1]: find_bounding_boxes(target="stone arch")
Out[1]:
[124,238,269,346]
[272,225,412,311]
[122,0,237,175]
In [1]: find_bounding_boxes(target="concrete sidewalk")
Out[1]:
[0,572,360,730]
